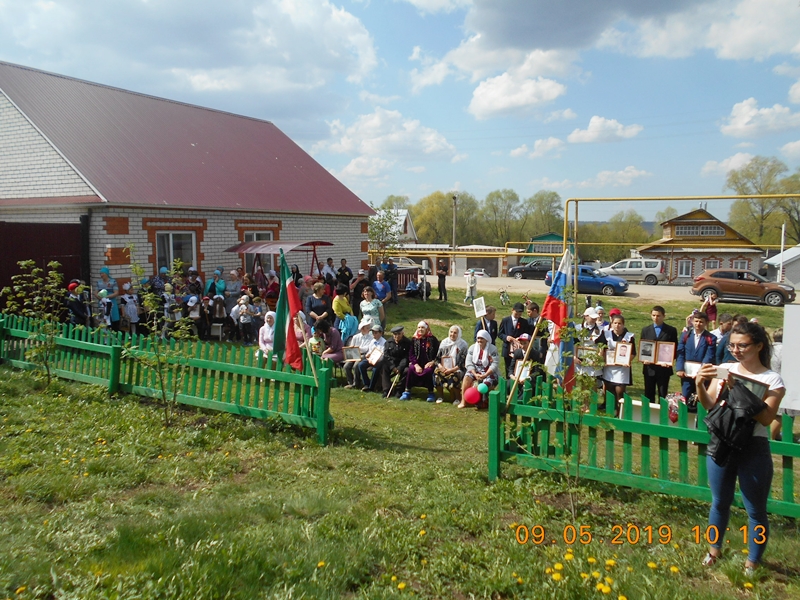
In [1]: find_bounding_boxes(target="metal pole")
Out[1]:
[780,222,786,282]
[452,193,457,273]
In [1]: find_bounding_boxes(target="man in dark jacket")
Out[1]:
[676,311,716,407]
[65,281,89,326]
[640,305,678,402]
[379,325,411,397]
[498,302,531,378]
[474,305,498,344]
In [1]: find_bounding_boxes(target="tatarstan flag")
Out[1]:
[273,250,304,370]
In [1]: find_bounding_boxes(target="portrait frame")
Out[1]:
[441,356,455,370]
[638,340,656,364]
[655,341,676,366]
[605,348,616,366]
[343,346,361,362]
[473,296,487,318]
[614,342,633,367]
[367,347,383,366]
[731,373,770,401]
[683,361,701,378]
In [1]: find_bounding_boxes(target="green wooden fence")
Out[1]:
[488,376,800,518]
[0,314,333,445]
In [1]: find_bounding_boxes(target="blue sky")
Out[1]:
[1,0,799,220]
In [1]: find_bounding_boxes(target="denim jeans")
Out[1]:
[707,436,773,564]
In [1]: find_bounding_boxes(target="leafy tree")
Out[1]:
[725,156,787,243]
[367,204,402,260]
[779,168,800,244]
[653,206,678,238]
[1,260,66,386]
[521,190,562,239]
[123,247,196,426]
[576,210,651,262]
[411,190,480,246]
[480,189,522,247]
[380,194,411,211]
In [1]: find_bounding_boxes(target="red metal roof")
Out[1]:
[0,61,372,216]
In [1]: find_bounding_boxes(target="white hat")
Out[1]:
[187,297,198,307]
[122,282,131,291]
[583,307,598,318]
[359,319,372,329]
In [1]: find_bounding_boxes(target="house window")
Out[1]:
[675,224,725,236]
[156,232,196,273]
[244,231,274,274]
[704,259,720,270]
[678,260,693,278]
[732,259,748,270]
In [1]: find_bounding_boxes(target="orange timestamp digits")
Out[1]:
[515,524,674,545]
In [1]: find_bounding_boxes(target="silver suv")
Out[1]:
[598,259,666,285]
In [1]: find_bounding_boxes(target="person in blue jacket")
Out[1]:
[675,311,717,410]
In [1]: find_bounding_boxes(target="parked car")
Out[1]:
[691,269,795,307]
[466,268,490,278]
[545,266,629,296]
[507,258,553,280]
[598,259,666,285]
[389,257,431,274]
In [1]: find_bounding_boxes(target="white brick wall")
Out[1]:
[0,205,368,283]
[0,93,94,199]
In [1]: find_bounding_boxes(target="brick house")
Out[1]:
[636,208,763,284]
[0,61,373,287]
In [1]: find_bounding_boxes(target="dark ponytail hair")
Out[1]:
[731,321,772,369]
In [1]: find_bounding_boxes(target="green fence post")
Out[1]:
[316,365,331,446]
[488,377,505,482]
[0,315,5,364]
[108,344,121,395]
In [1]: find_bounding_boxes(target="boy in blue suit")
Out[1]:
[675,311,716,410]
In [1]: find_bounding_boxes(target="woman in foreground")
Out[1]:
[695,322,784,575]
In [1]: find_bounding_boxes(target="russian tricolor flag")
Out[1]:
[542,250,575,392]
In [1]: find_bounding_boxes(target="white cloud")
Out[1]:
[720,98,800,137]
[701,152,754,176]
[567,116,643,143]
[790,81,800,104]
[335,156,395,182]
[468,74,566,119]
[782,140,800,160]
[735,142,755,148]
[410,62,453,93]
[774,63,800,78]
[359,91,400,105]
[509,144,529,157]
[400,0,472,14]
[451,153,468,163]
[406,165,426,173]
[544,108,577,123]
[537,166,651,189]
[529,137,564,158]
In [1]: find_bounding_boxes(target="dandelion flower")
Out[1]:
[420,559,427,565]
[15,586,27,594]
[605,559,616,567]
[512,572,517,578]
[564,553,574,561]
[83,472,89,477]
[517,577,524,584]
[580,573,589,579]
[670,566,679,573]
[391,576,397,582]
[742,549,749,554]
[605,577,614,584]
[647,562,657,569]
[627,567,633,573]
[554,563,563,571]
[552,572,562,582]
[592,571,601,578]
[510,522,517,529]
[420,514,426,519]
[601,585,611,594]
[317,561,325,568]
[744,582,754,589]
[588,557,597,564]
[596,583,605,591]
[619,596,628,600]
[545,567,553,574]
[398,582,406,590]
[419,529,426,536]
[673,543,680,549]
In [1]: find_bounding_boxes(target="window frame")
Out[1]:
[677,259,693,278]
[732,259,749,270]
[704,259,721,270]
[675,224,725,237]
[155,231,197,274]
[243,231,274,274]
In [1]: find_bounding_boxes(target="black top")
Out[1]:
[385,336,412,372]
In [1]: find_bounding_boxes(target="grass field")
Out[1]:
[1,294,797,599]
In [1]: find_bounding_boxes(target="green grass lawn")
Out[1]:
[1,296,796,599]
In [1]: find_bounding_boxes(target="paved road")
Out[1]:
[436,275,696,303]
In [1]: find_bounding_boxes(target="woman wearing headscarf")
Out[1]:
[264,271,280,298]
[399,321,440,402]
[294,311,313,347]
[316,319,344,364]
[258,311,277,355]
[434,325,468,404]
[95,267,121,331]
[204,270,226,298]
[290,264,303,287]
[459,330,500,408]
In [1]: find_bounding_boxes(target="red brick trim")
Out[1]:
[233,219,282,270]
[104,216,129,235]
[730,255,752,269]
[104,247,131,266]
[702,255,723,271]
[142,218,207,276]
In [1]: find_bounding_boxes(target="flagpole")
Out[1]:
[296,313,319,386]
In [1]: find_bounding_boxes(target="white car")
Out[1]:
[598,259,666,285]
[466,268,490,277]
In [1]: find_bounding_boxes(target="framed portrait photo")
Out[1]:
[343,346,361,362]
[683,361,701,378]
[731,373,770,401]
[441,355,455,370]
[655,342,675,366]
[605,348,616,366]
[614,342,633,367]
[473,296,487,318]
[367,347,383,366]
[638,340,656,364]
